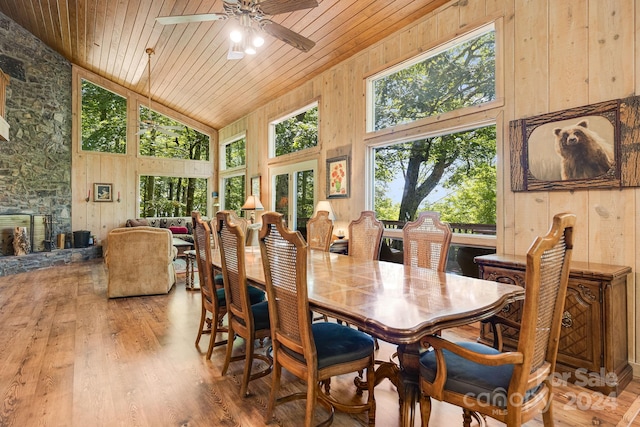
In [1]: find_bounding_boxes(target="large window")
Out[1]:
[269,103,318,158]
[219,135,247,213]
[368,25,495,132]
[222,137,246,169]
[139,106,209,161]
[368,24,498,227]
[140,175,208,217]
[81,80,127,153]
[374,125,496,224]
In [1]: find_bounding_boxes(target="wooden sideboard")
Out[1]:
[475,254,632,395]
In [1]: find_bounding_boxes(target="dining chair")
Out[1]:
[348,211,384,260]
[307,210,334,251]
[192,211,228,359]
[216,210,272,397]
[402,211,452,272]
[418,212,575,427]
[307,209,334,321]
[259,211,377,427]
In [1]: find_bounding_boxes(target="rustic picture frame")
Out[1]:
[510,99,626,192]
[327,155,350,198]
[93,183,113,202]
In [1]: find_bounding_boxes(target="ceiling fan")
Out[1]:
[138,48,184,137]
[156,0,318,60]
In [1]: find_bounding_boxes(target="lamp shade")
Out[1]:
[241,195,264,211]
[314,200,335,221]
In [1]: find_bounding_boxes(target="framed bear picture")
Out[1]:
[509,96,640,191]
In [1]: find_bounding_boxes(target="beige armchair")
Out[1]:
[105,226,177,298]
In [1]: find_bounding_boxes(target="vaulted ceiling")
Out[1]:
[0,0,449,130]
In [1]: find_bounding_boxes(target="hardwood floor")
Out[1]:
[1,259,639,426]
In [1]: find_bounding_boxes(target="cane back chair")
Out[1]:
[216,210,272,396]
[348,211,384,260]
[418,212,575,427]
[259,212,376,427]
[402,211,452,272]
[192,211,228,359]
[307,210,334,251]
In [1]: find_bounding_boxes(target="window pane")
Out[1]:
[224,138,246,169]
[296,169,314,236]
[223,175,245,214]
[274,174,289,218]
[81,80,127,153]
[139,106,210,161]
[374,125,496,225]
[139,175,208,217]
[372,29,495,131]
[274,105,318,157]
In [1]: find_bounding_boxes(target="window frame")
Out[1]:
[268,101,320,160]
[365,21,501,135]
[80,78,128,155]
[219,133,247,213]
[364,20,503,248]
[220,134,246,171]
[137,104,211,161]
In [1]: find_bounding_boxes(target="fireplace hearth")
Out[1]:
[0,214,53,256]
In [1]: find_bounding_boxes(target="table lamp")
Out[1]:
[313,200,336,221]
[241,195,264,224]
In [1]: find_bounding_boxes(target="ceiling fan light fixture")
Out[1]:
[244,45,257,55]
[230,29,243,43]
[228,42,244,59]
[252,33,265,48]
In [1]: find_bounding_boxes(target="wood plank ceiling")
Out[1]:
[0,0,450,130]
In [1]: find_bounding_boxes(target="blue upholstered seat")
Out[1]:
[214,273,224,286]
[214,286,265,307]
[284,322,375,370]
[233,300,270,330]
[419,342,538,408]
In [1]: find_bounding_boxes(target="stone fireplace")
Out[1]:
[0,213,53,256]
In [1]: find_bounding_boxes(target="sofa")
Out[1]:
[126,216,193,243]
[105,226,177,298]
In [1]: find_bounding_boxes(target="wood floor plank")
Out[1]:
[0,259,639,426]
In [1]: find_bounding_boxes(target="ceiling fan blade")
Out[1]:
[258,0,318,16]
[157,128,181,138]
[156,13,228,25]
[260,20,315,52]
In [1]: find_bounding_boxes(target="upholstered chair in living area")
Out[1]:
[348,211,384,260]
[216,210,272,397]
[259,212,376,427]
[418,213,575,427]
[402,211,452,272]
[105,226,177,298]
[307,210,334,251]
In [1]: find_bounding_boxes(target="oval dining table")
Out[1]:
[211,246,524,426]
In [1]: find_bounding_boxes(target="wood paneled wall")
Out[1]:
[71,66,217,244]
[221,0,640,374]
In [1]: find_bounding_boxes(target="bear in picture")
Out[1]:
[554,120,614,180]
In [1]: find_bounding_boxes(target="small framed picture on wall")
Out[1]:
[94,183,113,202]
[326,155,349,198]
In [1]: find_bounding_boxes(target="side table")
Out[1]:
[184,249,199,291]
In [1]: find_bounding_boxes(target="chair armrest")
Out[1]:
[421,334,524,366]
[419,334,524,400]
